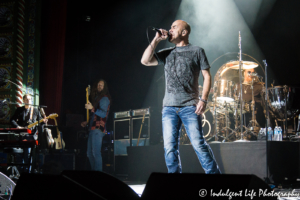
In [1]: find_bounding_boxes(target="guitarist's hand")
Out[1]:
[81,121,88,127]
[85,102,93,110]
[43,118,48,123]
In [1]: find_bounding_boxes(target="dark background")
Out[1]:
[41,0,300,146]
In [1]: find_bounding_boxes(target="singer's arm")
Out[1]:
[141,29,168,66]
[195,69,211,115]
[141,39,159,66]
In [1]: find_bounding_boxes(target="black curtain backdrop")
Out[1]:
[60,0,181,144]
[40,0,67,123]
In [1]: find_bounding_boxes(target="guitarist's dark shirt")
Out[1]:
[10,106,43,130]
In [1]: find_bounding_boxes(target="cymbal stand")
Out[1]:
[235,31,249,142]
[222,102,235,135]
[212,92,219,142]
[247,79,260,134]
[234,86,239,129]
[222,101,241,142]
[221,101,237,141]
[225,102,229,136]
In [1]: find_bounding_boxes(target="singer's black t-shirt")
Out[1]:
[154,44,210,107]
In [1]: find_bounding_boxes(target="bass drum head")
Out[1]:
[202,110,214,138]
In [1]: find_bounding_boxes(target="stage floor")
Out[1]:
[127,141,300,184]
[128,183,146,197]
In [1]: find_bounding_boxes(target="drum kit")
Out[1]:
[180,33,300,144]
[203,60,263,142]
[179,57,300,144]
[200,59,300,142]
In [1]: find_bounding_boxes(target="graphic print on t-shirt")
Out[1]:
[165,51,194,94]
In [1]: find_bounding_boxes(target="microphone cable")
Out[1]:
[146,26,164,65]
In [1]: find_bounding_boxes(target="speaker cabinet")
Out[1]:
[141,173,275,200]
[114,119,130,140]
[11,171,140,200]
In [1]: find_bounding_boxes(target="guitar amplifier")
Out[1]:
[131,108,150,117]
[114,111,131,119]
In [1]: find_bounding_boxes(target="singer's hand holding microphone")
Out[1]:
[153,27,169,42]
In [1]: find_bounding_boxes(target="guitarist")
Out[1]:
[81,79,111,171]
[10,94,47,170]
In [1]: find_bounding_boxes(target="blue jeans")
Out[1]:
[87,129,105,171]
[162,106,220,174]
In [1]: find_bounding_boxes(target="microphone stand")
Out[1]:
[263,60,270,183]
[4,79,39,96]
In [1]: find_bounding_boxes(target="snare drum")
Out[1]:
[213,80,235,102]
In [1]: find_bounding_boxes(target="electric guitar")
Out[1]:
[45,128,55,148]
[40,109,54,148]
[27,113,58,129]
[86,85,91,122]
[53,117,65,150]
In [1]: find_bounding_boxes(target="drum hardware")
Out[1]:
[205,93,225,143]
[222,101,249,142]
[247,79,261,134]
[206,100,237,142]
[234,32,249,142]
[221,102,235,139]
[208,38,269,142]
[220,34,263,142]
[261,84,300,137]
[210,75,265,142]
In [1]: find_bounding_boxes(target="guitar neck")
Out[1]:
[86,92,89,122]
[27,116,47,129]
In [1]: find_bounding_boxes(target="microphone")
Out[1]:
[152,27,170,36]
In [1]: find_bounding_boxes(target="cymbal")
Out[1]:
[226,61,259,70]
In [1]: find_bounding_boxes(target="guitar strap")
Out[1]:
[29,106,34,122]
[297,114,300,132]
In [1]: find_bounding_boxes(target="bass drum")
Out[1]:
[261,85,300,120]
[202,110,213,138]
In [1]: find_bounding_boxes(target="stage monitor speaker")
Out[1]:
[11,171,140,200]
[141,173,276,200]
[0,172,15,194]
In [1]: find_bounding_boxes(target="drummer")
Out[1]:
[239,68,263,102]
[236,68,265,128]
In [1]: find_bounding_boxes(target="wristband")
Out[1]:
[200,98,208,104]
